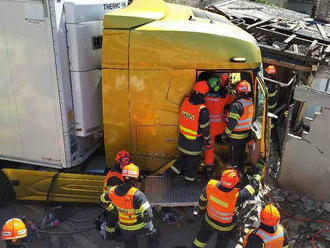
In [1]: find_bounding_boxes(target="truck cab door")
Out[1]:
[252,76,268,160]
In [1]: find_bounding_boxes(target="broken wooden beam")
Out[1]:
[293,44,299,53]
[262,58,318,72]
[272,25,329,45]
[246,26,329,48]
[246,17,275,30]
[325,45,330,53]
[284,34,297,44]
[308,40,318,54]
[260,44,321,63]
[316,23,328,39]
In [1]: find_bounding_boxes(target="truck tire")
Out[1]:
[0,171,15,206]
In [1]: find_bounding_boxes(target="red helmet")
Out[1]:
[236,80,251,94]
[260,204,280,226]
[220,169,239,188]
[122,163,139,179]
[265,65,277,75]
[1,218,27,241]
[115,150,131,166]
[194,81,209,95]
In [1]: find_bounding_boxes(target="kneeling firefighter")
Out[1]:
[169,80,212,182]
[102,150,131,240]
[243,204,289,248]
[192,162,264,248]
[100,163,159,248]
[1,218,27,248]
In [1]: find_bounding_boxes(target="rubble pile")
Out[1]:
[270,187,330,247]
[266,146,330,248]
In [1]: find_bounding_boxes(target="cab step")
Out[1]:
[144,176,207,207]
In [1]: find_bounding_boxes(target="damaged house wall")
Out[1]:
[280,103,330,201]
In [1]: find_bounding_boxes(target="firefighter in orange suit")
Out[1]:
[223,80,254,172]
[102,150,131,240]
[192,164,263,248]
[100,164,159,248]
[203,73,236,172]
[169,80,212,182]
[1,218,27,248]
[243,204,289,248]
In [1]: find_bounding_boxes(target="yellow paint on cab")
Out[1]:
[102,0,264,171]
[2,169,104,203]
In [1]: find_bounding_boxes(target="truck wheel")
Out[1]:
[0,171,15,206]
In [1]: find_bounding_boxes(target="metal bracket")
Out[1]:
[264,73,298,87]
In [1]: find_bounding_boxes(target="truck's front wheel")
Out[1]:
[0,171,15,206]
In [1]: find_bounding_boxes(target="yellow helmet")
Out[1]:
[1,218,27,242]
[122,163,139,179]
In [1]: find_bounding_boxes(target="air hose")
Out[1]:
[267,192,330,247]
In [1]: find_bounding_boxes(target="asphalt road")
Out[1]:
[0,202,221,248]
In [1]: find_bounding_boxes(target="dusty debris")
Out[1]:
[207,0,330,72]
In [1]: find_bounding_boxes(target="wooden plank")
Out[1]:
[247,17,275,30]
[293,44,299,53]
[262,58,317,72]
[260,44,321,63]
[316,23,328,39]
[272,24,329,44]
[284,34,297,44]
[228,7,263,10]
[247,26,329,47]
[308,40,318,53]
[325,45,330,53]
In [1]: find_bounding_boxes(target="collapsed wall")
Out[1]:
[279,107,330,202]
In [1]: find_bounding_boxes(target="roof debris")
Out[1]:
[206,0,330,74]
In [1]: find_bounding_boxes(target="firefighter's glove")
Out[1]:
[193,207,204,217]
[142,214,152,223]
[206,165,215,180]
[99,199,108,210]
[254,159,265,175]
[250,174,262,194]
[138,174,144,182]
[221,133,230,143]
[204,143,213,151]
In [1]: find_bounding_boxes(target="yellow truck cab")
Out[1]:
[0,0,268,206]
[102,0,268,172]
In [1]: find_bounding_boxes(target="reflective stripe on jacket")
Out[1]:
[205,179,239,224]
[179,97,206,140]
[204,96,226,135]
[255,225,284,248]
[233,99,253,132]
[103,170,124,192]
[109,186,146,231]
[266,82,278,112]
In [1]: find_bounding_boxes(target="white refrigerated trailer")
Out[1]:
[0,0,126,203]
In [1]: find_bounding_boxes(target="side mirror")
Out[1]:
[251,122,261,140]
